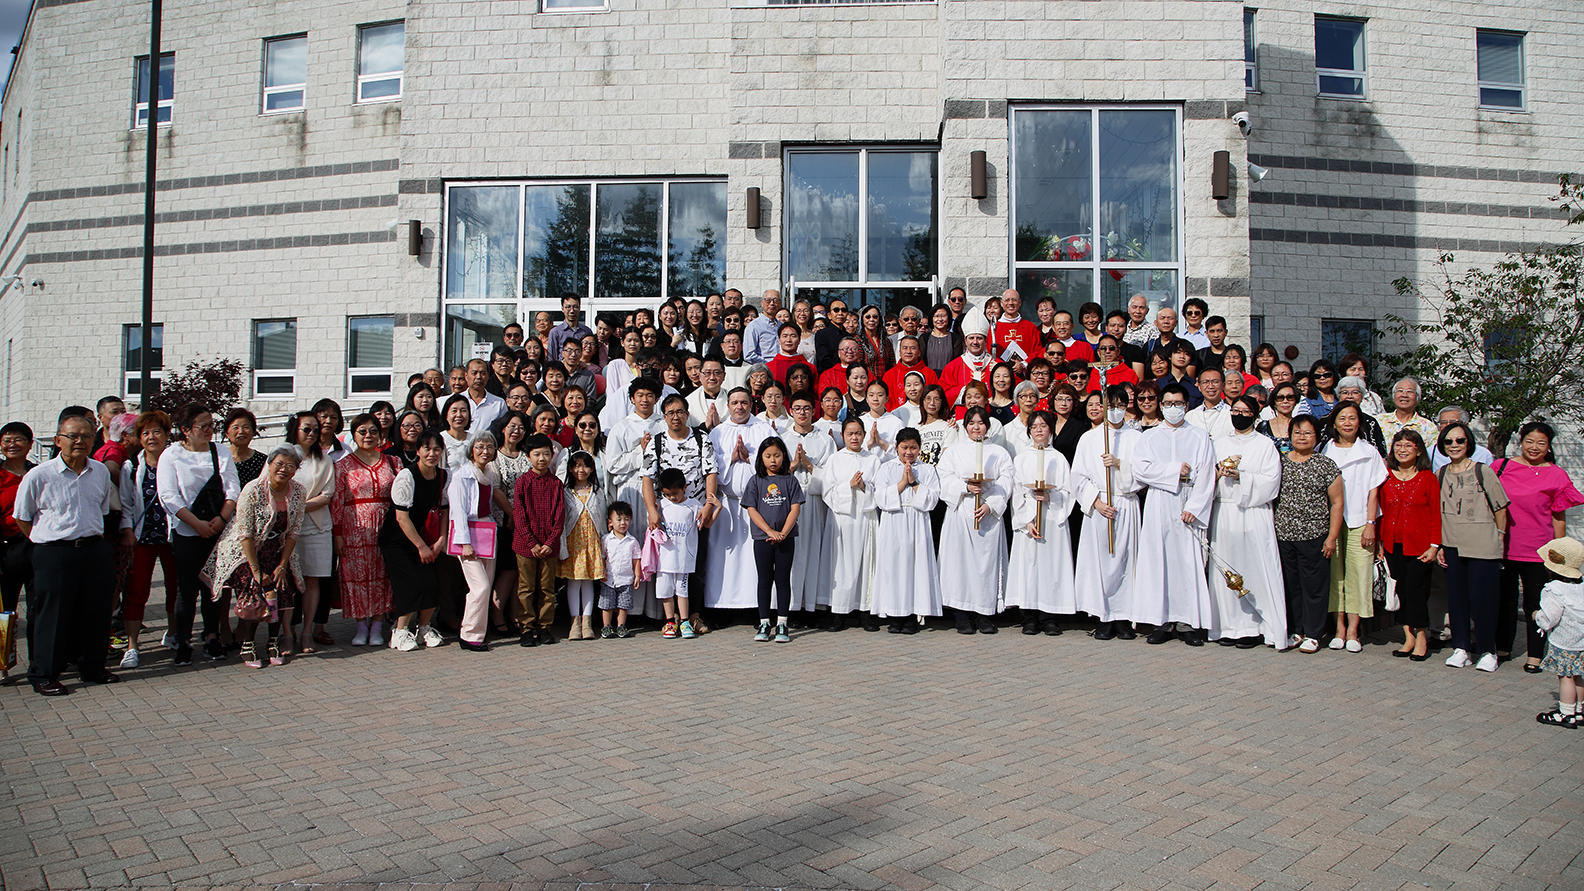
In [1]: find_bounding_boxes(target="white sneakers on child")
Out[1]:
[119,649,140,668]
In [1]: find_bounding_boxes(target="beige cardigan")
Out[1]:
[202,478,307,592]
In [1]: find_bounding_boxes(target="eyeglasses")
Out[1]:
[56,433,92,442]
[1184,309,1204,317]
[576,422,599,430]
[1137,395,1158,403]
[1275,395,1297,402]
[1445,436,1468,445]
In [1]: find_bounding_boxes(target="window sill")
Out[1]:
[259,108,305,117]
[1477,105,1529,114]
[129,124,173,132]
[1316,93,1368,101]
[355,97,402,106]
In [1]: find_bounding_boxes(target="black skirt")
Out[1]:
[382,544,439,616]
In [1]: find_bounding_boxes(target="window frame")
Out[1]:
[356,21,404,104]
[1476,29,1526,111]
[133,52,174,130]
[346,315,395,398]
[780,144,941,308]
[1007,104,1186,317]
[1314,16,1368,99]
[262,34,308,115]
[122,323,164,399]
[251,318,298,400]
[1244,9,1258,92]
[539,0,610,12]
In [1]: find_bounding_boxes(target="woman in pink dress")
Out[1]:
[1494,421,1584,672]
[332,412,400,646]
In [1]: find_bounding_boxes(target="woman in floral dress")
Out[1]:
[332,412,401,647]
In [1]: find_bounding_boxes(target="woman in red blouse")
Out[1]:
[1376,429,1441,660]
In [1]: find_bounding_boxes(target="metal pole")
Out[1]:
[138,0,160,404]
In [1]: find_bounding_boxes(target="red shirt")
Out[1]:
[766,353,815,386]
[512,468,566,554]
[1060,340,1096,363]
[992,318,1041,360]
[1377,470,1442,555]
[882,361,938,409]
[0,466,28,539]
[816,364,853,397]
[1086,364,1140,392]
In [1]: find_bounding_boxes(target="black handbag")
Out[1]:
[189,444,226,523]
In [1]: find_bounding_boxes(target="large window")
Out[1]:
[357,22,404,102]
[263,35,307,113]
[784,147,937,318]
[123,324,163,398]
[542,0,607,10]
[347,316,394,397]
[133,53,174,129]
[1011,106,1181,317]
[443,179,726,367]
[1315,17,1366,98]
[252,319,298,398]
[1321,319,1375,364]
[1476,30,1524,110]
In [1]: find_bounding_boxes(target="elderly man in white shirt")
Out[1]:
[1429,406,1493,469]
[462,359,507,435]
[13,415,118,695]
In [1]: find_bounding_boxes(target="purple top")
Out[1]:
[1494,459,1584,562]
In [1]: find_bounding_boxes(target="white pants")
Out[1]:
[458,556,496,644]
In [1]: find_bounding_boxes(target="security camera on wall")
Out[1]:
[1233,112,1253,137]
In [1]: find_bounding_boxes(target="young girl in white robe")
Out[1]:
[819,417,880,630]
[871,427,941,632]
[1072,386,1145,639]
[938,406,1014,634]
[1006,411,1076,635]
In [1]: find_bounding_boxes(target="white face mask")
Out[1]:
[1107,407,1127,426]
[1162,405,1187,426]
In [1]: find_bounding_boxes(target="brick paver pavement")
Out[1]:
[1,613,1580,891]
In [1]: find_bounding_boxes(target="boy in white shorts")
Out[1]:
[656,468,703,639]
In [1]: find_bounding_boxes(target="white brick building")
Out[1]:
[0,0,1577,430]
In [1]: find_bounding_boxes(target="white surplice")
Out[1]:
[705,417,775,609]
[1072,424,1144,621]
[871,459,943,617]
[1132,422,1217,628]
[938,439,1014,615]
[598,359,638,432]
[1006,448,1076,614]
[859,411,903,458]
[602,410,667,618]
[1002,417,1036,458]
[820,447,880,613]
[1207,429,1288,645]
[782,426,837,610]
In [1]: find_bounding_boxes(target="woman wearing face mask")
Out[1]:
[1207,397,1288,649]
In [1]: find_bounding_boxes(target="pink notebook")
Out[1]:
[447,520,496,559]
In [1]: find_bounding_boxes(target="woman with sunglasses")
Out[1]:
[1302,359,1342,420]
[1257,383,1300,454]
[1131,380,1164,432]
[1436,420,1511,672]
[857,305,895,383]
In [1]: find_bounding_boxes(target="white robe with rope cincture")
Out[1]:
[1006,448,1076,614]
[1207,429,1288,645]
[820,447,880,614]
[1131,422,1218,628]
[602,410,666,618]
[704,417,776,609]
[1072,424,1144,622]
[782,426,837,610]
[938,440,1014,615]
[871,459,942,618]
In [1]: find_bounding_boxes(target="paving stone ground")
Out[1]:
[1,605,1580,891]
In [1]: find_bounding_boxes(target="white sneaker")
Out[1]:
[351,626,369,646]
[1328,637,1345,650]
[119,648,140,669]
[161,632,177,650]
[390,628,419,652]
[369,623,385,647]
[1345,639,1362,653]
[1445,648,1473,668]
[1475,652,1499,672]
[420,625,443,648]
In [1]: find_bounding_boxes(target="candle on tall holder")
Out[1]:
[970,438,987,531]
[1031,445,1050,538]
[1104,421,1115,555]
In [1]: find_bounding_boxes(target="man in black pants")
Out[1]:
[643,395,721,628]
[13,415,118,696]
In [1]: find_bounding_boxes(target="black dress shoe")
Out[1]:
[81,670,120,684]
[887,621,904,634]
[1146,626,1173,645]
[1524,662,1544,674]
[519,632,539,648]
[1021,619,1040,635]
[33,680,69,696]
[1236,636,1261,649]
[1041,620,1062,637]
[1217,637,1238,647]
[955,613,976,635]
[900,620,919,635]
[1183,629,1205,647]
[975,615,997,634]
[460,639,491,652]
[1115,623,1137,640]
[1093,621,1116,641]
[539,629,557,645]
[862,613,880,632]
[828,614,846,632]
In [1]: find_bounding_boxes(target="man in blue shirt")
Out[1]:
[742,289,783,363]
[546,295,593,360]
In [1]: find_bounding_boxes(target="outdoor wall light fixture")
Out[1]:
[407,220,423,256]
[1211,151,1231,200]
[970,151,987,199]
[746,188,762,229]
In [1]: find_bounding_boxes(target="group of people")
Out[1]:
[8,287,1584,729]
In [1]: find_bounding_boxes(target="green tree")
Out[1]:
[1383,176,1584,454]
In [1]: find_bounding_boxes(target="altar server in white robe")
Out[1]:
[1073,385,1145,639]
[938,406,1015,634]
[857,381,904,458]
[704,388,775,609]
[1207,396,1288,648]
[598,328,644,432]
[820,417,880,630]
[1134,383,1218,645]
[871,427,942,632]
[1006,410,1076,635]
[782,391,836,614]
[602,379,667,617]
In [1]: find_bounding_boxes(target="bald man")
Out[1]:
[991,289,1041,363]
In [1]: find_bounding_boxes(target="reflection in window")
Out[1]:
[447,186,519,302]
[1321,319,1375,364]
[866,152,937,282]
[134,54,174,129]
[357,22,404,102]
[595,183,662,299]
[123,323,163,397]
[524,184,590,301]
[668,182,726,298]
[263,35,307,113]
[1012,107,1181,316]
[1315,17,1366,98]
[787,153,861,283]
[446,304,519,369]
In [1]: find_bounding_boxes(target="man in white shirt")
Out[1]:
[14,415,118,695]
[1185,367,1235,440]
[742,290,783,363]
[463,359,507,434]
[1122,293,1153,347]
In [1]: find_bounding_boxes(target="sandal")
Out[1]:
[268,637,286,666]
[240,643,264,670]
[297,632,318,655]
[1536,711,1575,727]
